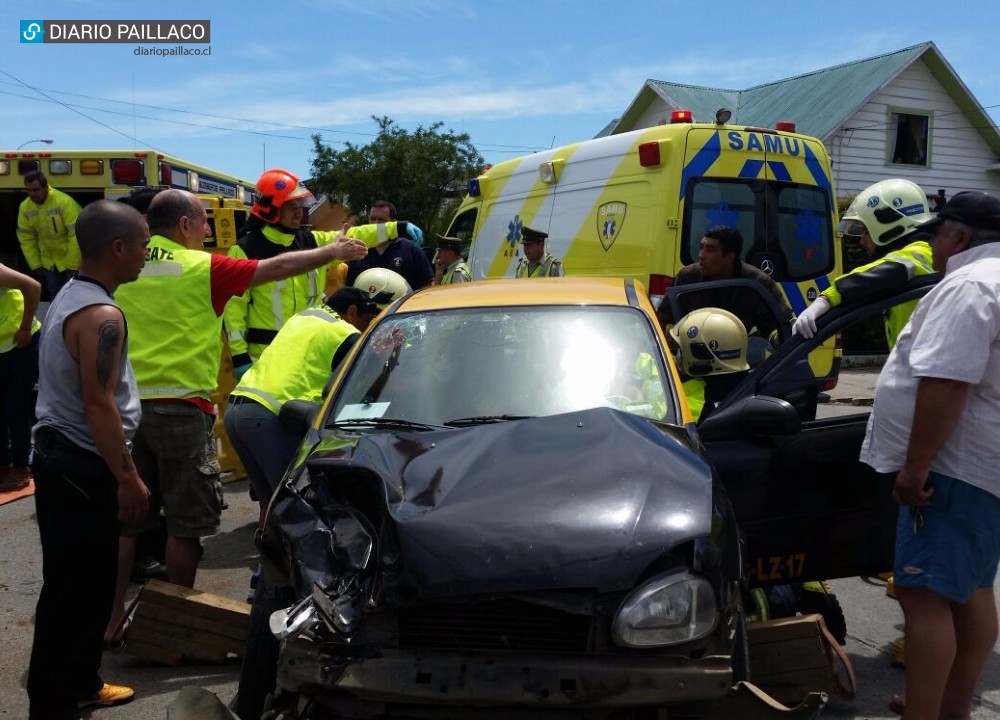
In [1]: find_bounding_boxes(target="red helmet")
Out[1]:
[251,169,313,223]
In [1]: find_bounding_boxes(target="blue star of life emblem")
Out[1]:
[506,216,523,248]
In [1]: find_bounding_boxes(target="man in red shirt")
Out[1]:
[106,190,366,641]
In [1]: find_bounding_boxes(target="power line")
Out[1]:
[0,70,162,151]
[842,102,1000,133]
[0,79,547,153]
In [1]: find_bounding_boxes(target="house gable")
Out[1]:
[610,42,1000,197]
[829,58,1000,196]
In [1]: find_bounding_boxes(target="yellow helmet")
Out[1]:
[670,308,749,376]
[837,179,934,246]
[354,268,410,307]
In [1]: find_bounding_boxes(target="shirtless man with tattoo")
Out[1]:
[28,199,150,717]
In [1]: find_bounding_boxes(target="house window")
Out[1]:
[888,111,931,167]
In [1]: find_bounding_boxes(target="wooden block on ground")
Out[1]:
[141,579,250,628]
[748,614,835,706]
[124,579,250,664]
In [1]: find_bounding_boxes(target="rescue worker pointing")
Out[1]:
[793,179,936,345]
[224,169,409,377]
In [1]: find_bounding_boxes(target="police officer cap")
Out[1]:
[914,191,1000,233]
[520,226,548,244]
[327,286,378,315]
[435,234,463,251]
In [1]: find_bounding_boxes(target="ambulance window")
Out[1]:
[774,185,834,279]
[682,180,757,265]
[447,208,477,248]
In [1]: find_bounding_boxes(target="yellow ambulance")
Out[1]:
[0,149,256,478]
[447,113,841,310]
[446,112,843,383]
[0,149,255,262]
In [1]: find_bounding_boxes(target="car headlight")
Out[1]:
[612,571,718,647]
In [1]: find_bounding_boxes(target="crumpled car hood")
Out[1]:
[293,407,713,598]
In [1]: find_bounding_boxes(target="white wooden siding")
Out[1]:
[827,59,1000,198]
[632,96,671,129]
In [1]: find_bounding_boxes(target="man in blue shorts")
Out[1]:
[861,191,1000,720]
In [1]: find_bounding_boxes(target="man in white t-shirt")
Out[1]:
[861,191,1000,719]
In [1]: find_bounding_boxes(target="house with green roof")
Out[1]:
[607,42,1000,202]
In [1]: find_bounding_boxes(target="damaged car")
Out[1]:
[252,277,750,719]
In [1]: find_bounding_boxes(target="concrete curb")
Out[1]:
[841,354,887,368]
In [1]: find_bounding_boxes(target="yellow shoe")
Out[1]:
[876,571,893,581]
[886,575,897,599]
[889,636,905,667]
[78,682,135,708]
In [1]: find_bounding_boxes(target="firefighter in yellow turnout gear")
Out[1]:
[670,307,750,422]
[224,168,409,377]
[793,179,936,346]
[792,180,937,670]
[16,170,82,300]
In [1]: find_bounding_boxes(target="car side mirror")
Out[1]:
[698,395,800,442]
[279,399,321,436]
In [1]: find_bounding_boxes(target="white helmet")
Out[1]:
[354,268,410,307]
[669,308,750,377]
[837,179,934,246]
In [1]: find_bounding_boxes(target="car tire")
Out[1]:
[732,605,750,683]
[794,585,848,645]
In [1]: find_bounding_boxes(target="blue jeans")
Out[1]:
[224,396,302,507]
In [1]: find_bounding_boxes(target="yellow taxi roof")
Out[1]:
[395,277,642,313]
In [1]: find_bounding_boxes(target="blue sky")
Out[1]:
[3,0,999,185]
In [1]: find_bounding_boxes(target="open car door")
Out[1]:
[693,275,940,587]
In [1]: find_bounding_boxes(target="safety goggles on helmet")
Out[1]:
[670,307,750,377]
[370,290,395,306]
[837,218,869,239]
[842,179,934,247]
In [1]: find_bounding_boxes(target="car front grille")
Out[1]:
[398,599,593,653]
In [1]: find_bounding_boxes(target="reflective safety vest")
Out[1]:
[442,260,472,284]
[0,286,41,353]
[224,222,403,366]
[115,235,221,400]
[682,378,706,422]
[515,253,564,278]
[232,305,359,415]
[633,352,668,418]
[821,240,934,349]
[16,187,82,271]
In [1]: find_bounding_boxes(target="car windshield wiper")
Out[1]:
[444,414,534,427]
[327,417,445,432]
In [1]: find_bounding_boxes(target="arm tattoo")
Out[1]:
[96,319,121,389]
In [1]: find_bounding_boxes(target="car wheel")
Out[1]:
[732,604,750,683]
[794,583,848,645]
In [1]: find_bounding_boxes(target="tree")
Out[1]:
[310,116,484,237]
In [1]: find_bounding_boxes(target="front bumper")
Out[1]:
[278,639,733,708]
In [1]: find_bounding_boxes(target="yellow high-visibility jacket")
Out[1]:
[17,187,82,271]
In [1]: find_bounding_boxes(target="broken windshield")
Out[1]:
[327,305,677,429]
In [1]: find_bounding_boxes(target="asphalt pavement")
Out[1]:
[3,371,1000,718]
